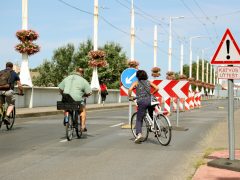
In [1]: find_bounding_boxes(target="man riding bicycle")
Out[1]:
[0,62,23,125]
[58,67,92,132]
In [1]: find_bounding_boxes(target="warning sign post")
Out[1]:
[209,29,240,170]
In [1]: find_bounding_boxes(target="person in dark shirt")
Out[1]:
[0,62,23,125]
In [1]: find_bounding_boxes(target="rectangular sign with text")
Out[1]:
[217,66,240,79]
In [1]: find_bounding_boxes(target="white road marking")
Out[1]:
[59,139,68,143]
[110,122,124,127]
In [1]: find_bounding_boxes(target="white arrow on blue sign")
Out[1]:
[121,68,138,89]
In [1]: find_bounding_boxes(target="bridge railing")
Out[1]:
[15,86,128,108]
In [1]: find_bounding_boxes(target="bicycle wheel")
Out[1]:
[130,112,149,142]
[154,114,172,146]
[74,110,82,139]
[66,113,74,141]
[6,107,15,130]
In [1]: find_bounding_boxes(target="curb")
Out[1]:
[16,104,129,118]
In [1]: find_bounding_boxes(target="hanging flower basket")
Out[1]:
[188,77,195,85]
[152,72,161,77]
[151,67,161,77]
[88,50,106,61]
[88,60,108,68]
[204,83,209,88]
[88,50,107,68]
[15,29,40,56]
[15,41,40,55]
[166,71,175,80]
[195,80,202,86]
[179,74,187,80]
[16,29,39,41]
[128,60,139,68]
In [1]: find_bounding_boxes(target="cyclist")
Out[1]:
[58,67,92,132]
[128,70,159,143]
[0,62,23,125]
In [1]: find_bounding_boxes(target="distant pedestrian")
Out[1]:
[99,80,108,106]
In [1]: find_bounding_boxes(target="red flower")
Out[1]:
[16,29,39,42]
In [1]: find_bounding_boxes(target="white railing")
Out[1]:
[15,87,128,108]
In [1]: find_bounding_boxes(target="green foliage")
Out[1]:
[33,40,128,88]
[176,59,214,82]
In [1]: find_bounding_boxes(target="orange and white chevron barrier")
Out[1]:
[164,98,171,114]
[194,90,199,108]
[189,91,195,109]
[172,97,177,112]
[198,93,202,107]
[185,96,190,111]
[179,98,185,111]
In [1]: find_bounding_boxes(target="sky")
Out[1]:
[1,0,240,78]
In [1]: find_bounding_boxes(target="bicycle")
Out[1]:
[57,101,82,141]
[0,92,24,130]
[130,96,172,146]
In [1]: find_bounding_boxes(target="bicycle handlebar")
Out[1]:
[129,96,138,101]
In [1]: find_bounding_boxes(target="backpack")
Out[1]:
[0,69,11,90]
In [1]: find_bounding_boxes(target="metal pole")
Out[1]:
[168,17,172,71]
[196,55,199,81]
[228,77,235,160]
[196,56,199,92]
[176,98,180,126]
[206,62,209,94]
[129,0,135,124]
[153,25,157,67]
[201,49,205,94]
[189,38,193,78]
[91,0,100,92]
[130,0,135,61]
[93,0,98,51]
[180,43,184,75]
[213,66,216,96]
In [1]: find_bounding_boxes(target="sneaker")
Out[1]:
[4,116,10,125]
[80,127,87,132]
[134,133,144,143]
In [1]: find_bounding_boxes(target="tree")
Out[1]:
[33,40,128,88]
[99,42,128,88]
[32,60,54,86]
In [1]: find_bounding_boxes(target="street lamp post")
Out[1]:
[200,48,211,94]
[168,16,184,71]
[189,36,210,92]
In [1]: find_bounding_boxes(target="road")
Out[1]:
[0,99,238,180]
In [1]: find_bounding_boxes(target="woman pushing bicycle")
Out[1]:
[128,70,159,143]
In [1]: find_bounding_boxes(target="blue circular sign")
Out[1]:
[121,68,138,89]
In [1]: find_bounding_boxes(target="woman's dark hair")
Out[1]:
[136,70,148,80]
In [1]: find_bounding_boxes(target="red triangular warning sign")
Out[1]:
[211,29,240,64]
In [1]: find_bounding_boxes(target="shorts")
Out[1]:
[0,90,15,105]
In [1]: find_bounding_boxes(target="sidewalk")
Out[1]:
[192,107,240,179]
[16,102,129,118]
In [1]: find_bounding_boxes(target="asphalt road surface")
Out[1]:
[0,99,238,180]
